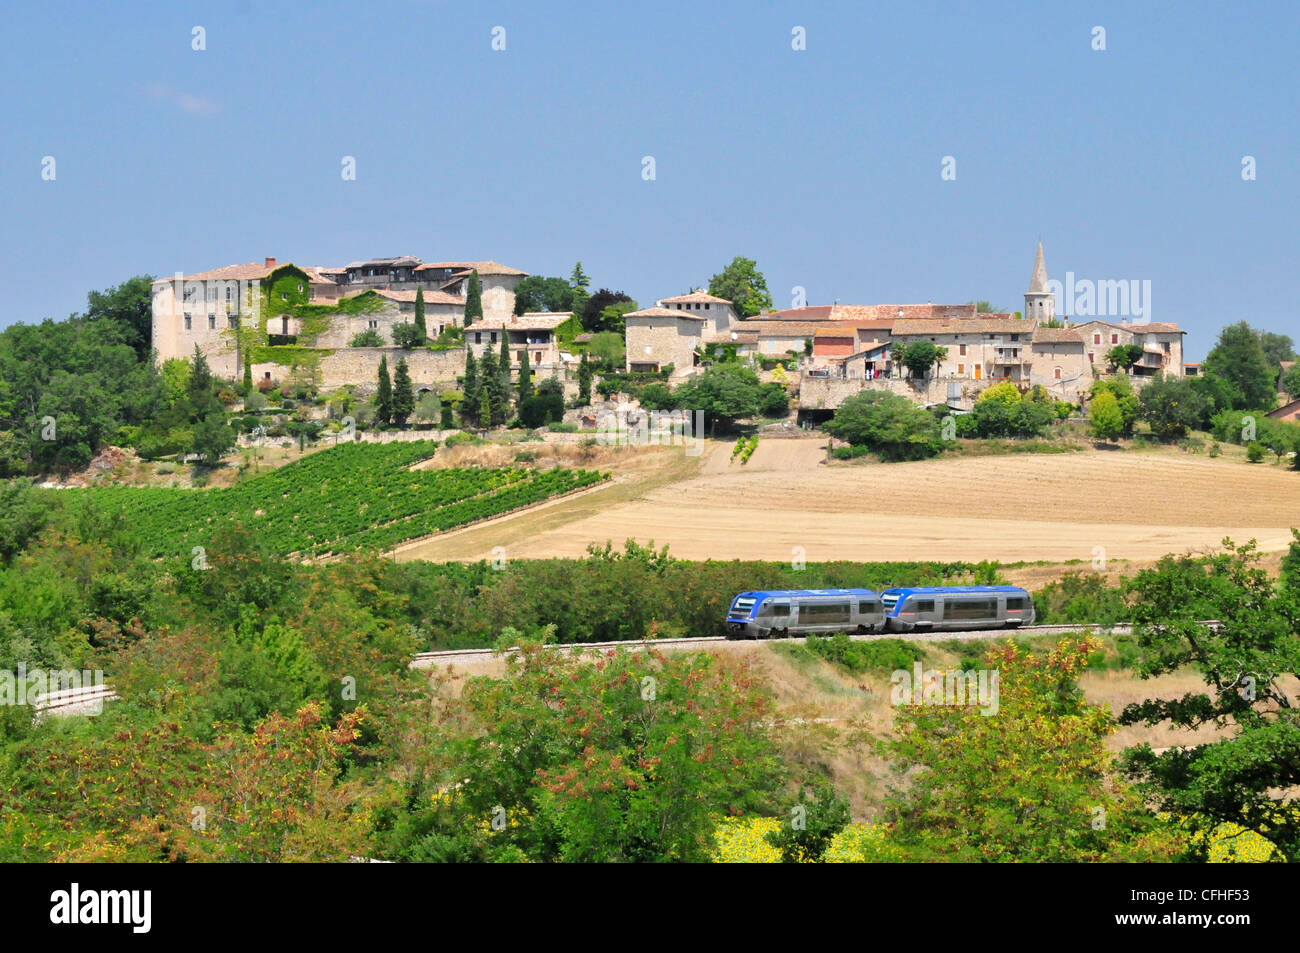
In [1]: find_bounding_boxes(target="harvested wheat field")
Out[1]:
[394,438,1300,565]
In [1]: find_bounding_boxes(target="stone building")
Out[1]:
[624,291,736,375]
[465,313,573,377]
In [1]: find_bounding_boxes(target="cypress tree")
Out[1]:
[578,352,593,404]
[479,349,499,428]
[462,350,480,426]
[376,354,393,427]
[465,270,483,327]
[414,287,427,341]
[518,349,533,403]
[392,357,415,426]
[242,349,253,393]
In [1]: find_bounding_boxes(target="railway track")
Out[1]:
[31,684,120,718]
[408,623,1134,668]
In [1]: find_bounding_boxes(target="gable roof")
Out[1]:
[659,289,732,305]
[471,312,573,331]
[374,288,464,306]
[417,260,528,277]
[625,306,710,322]
[1032,328,1085,344]
[892,316,1034,336]
[1267,397,1300,419]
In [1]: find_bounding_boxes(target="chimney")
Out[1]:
[265,257,277,268]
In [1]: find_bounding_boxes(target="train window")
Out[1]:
[800,602,850,624]
[1006,596,1027,610]
[910,599,935,613]
[943,599,997,620]
[858,601,879,614]
[768,603,790,617]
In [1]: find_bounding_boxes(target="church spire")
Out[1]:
[1023,241,1054,323]
[1029,241,1049,293]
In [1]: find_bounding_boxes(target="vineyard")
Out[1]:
[59,441,608,558]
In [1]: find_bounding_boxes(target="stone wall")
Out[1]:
[254,347,466,393]
[798,374,998,411]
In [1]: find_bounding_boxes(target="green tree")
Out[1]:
[1120,539,1300,860]
[392,636,785,862]
[894,341,948,379]
[824,390,944,461]
[392,358,415,426]
[414,288,427,340]
[1203,321,1277,410]
[673,363,762,431]
[1281,363,1300,398]
[187,344,220,419]
[461,351,480,427]
[513,276,573,315]
[1137,374,1208,441]
[1105,344,1144,371]
[390,323,424,349]
[886,638,1185,861]
[586,331,625,371]
[517,349,533,403]
[464,270,483,326]
[242,351,253,394]
[577,352,593,404]
[707,256,772,318]
[1088,389,1124,442]
[349,329,383,347]
[192,414,235,467]
[84,275,155,359]
[375,355,393,427]
[1258,331,1295,370]
[479,349,507,427]
[1091,376,1139,436]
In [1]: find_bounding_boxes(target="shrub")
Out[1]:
[1246,441,1266,463]
[803,633,925,674]
[349,329,383,347]
[390,323,425,349]
[824,391,944,461]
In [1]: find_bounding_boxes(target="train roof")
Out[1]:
[881,585,1028,595]
[733,589,880,599]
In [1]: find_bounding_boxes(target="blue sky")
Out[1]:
[1,0,1295,359]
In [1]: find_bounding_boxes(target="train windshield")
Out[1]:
[729,597,756,617]
[881,593,900,613]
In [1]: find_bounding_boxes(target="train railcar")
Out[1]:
[725,589,885,639]
[880,585,1034,632]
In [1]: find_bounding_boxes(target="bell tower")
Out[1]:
[1024,241,1054,322]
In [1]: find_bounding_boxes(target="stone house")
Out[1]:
[465,312,572,377]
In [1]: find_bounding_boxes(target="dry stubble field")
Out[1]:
[394,437,1300,566]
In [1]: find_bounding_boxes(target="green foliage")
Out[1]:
[1246,441,1266,462]
[1203,321,1279,410]
[799,633,925,674]
[513,275,573,316]
[349,329,383,347]
[464,270,483,326]
[894,340,949,378]
[674,363,763,431]
[1089,390,1124,441]
[413,287,427,340]
[586,331,626,370]
[976,382,1022,406]
[577,352,593,404]
[390,323,425,349]
[461,351,480,427]
[1281,363,1300,398]
[885,638,1185,861]
[381,637,787,862]
[1090,376,1139,437]
[517,350,533,403]
[638,382,677,411]
[375,355,393,427]
[1032,572,1129,626]
[824,391,944,461]
[392,359,415,426]
[1105,344,1144,370]
[1119,538,1300,860]
[758,381,789,417]
[764,781,851,862]
[707,256,772,318]
[55,441,608,559]
[965,388,1056,439]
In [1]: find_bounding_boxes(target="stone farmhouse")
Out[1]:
[624,291,738,375]
[466,312,576,376]
[150,255,528,393]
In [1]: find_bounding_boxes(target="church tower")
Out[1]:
[1024,241,1054,322]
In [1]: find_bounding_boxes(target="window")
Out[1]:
[1054,367,1062,380]
[943,598,997,620]
[957,363,965,375]
[761,602,790,618]
[264,371,271,380]
[1111,334,1118,344]
[225,286,233,302]
[208,314,216,329]
[910,599,935,613]
[227,315,238,329]
[799,602,851,625]
[1006,596,1028,611]
[184,313,192,330]
[1089,352,1095,364]
[1093,334,1101,344]
[704,303,710,309]
[1163,342,1170,353]
[369,319,378,329]
[857,601,879,614]
[281,317,289,335]
[474,332,482,344]
[1011,333,1019,342]
[959,344,967,356]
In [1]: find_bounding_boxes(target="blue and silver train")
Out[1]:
[725,585,1033,639]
